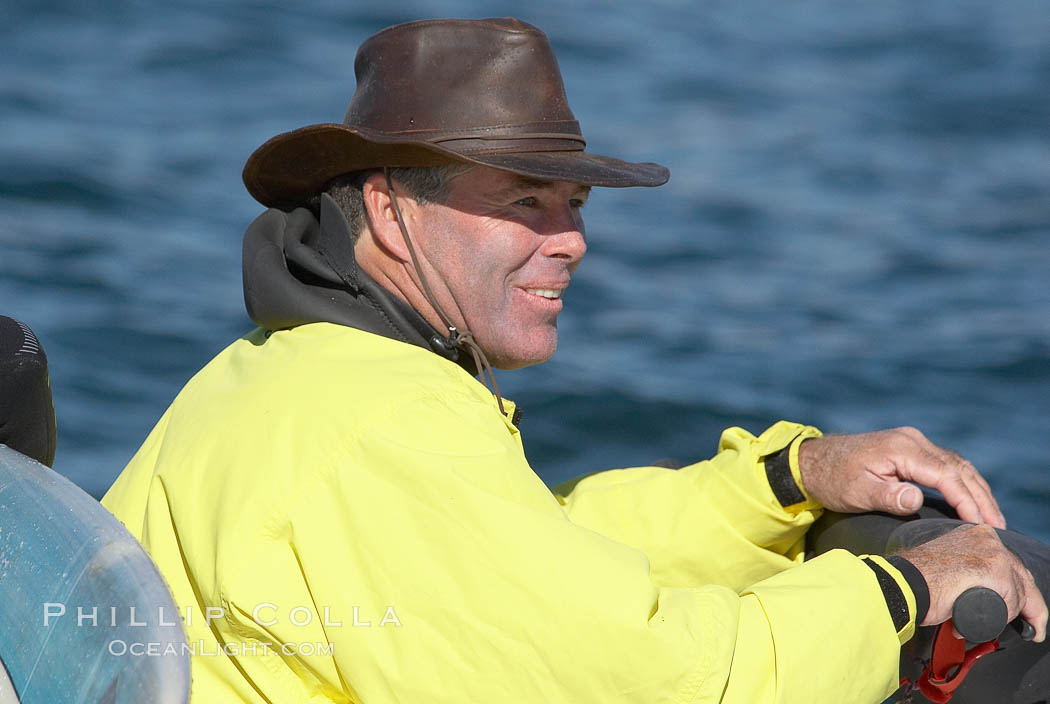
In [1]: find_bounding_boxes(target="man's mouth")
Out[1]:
[524,288,563,300]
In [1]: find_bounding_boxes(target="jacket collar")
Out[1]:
[242,194,476,377]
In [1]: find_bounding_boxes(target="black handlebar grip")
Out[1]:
[952,586,1008,643]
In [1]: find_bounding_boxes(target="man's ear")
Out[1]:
[361,172,415,262]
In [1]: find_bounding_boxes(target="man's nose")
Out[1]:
[542,212,587,263]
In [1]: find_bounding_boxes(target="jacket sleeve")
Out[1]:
[556,421,825,590]
[217,396,912,704]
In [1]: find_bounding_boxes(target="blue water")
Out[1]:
[2,1,1048,541]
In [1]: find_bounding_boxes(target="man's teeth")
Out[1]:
[526,289,562,299]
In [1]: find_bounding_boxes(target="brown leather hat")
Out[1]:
[242,18,670,208]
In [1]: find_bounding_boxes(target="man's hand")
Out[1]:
[798,427,1006,528]
[897,524,1048,641]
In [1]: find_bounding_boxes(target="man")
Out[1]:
[103,18,1046,703]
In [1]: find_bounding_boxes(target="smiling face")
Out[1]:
[408,167,590,369]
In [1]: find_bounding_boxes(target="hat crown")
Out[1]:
[344,18,581,140]
[242,18,668,208]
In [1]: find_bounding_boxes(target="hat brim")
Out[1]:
[242,124,670,208]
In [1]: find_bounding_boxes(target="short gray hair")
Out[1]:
[323,165,472,241]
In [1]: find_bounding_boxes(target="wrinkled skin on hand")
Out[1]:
[799,429,1047,641]
[798,427,1006,528]
[897,524,1048,642]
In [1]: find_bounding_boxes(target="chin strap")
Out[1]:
[383,168,506,415]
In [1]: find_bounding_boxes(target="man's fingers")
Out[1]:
[1019,567,1049,643]
[850,475,925,516]
[805,428,1007,527]
[937,445,1004,527]
[960,467,1006,529]
[897,439,1000,526]
[897,484,923,513]
[965,464,997,506]
[919,467,984,524]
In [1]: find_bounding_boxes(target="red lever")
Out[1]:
[914,619,998,703]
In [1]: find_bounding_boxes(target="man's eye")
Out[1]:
[570,199,586,209]
[515,197,538,207]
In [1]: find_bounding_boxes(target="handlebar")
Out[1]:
[808,511,1047,644]
[952,586,1007,642]
[952,586,1035,642]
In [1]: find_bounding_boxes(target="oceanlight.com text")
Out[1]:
[108,639,336,657]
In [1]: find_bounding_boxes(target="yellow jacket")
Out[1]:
[103,322,915,703]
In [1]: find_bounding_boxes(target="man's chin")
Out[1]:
[488,341,558,370]
[493,356,552,371]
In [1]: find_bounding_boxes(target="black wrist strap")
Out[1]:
[887,555,930,624]
[763,440,807,507]
[861,556,929,633]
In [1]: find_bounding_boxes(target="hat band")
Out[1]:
[433,135,586,156]
[367,119,582,140]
